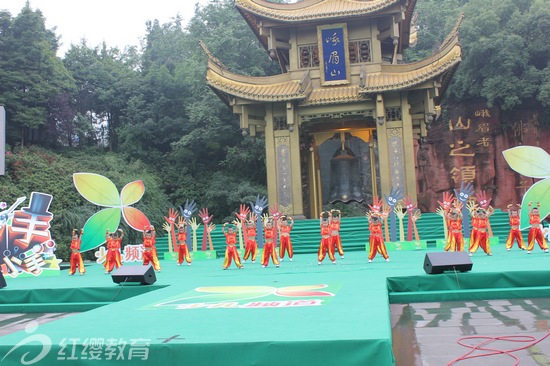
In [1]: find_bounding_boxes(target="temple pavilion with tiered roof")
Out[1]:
[202,0,462,218]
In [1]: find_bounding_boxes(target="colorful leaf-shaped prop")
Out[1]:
[73,173,120,206]
[80,208,122,252]
[520,179,550,230]
[121,180,145,206]
[502,146,550,178]
[122,207,150,232]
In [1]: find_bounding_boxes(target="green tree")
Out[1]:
[0,5,75,146]
[450,0,550,111]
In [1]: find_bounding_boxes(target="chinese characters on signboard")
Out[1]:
[0,192,61,277]
[318,24,350,85]
[448,109,493,184]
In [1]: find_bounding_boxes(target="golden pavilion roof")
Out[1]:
[201,21,461,105]
[235,0,404,23]
[359,38,461,94]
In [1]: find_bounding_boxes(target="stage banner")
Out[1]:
[318,24,350,86]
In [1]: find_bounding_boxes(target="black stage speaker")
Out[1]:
[0,272,6,288]
[111,265,156,285]
[424,252,473,274]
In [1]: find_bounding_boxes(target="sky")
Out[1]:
[1,0,210,56]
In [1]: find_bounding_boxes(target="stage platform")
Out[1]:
[0,243,549,366]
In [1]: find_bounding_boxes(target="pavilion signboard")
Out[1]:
[318,24,350,86]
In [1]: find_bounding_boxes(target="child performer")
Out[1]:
[330,209,344,259]
[505,204,526,251]
[69,228,85,275]
[468,207,492,256]
[278,215,294,262]
[176,218,192,265]
[262,217,280,267]
[318,211,336,265]
[527,202,549,254]
[142,225,161,271]
[243,214,258,263]
[367,212,389,262]
[104,228,124,274]
[445,203,464,252]
[222,223,243,269]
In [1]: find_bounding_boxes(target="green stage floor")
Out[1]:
[0,244,549,366]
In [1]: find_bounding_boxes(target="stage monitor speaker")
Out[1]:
[0,272,6,288]
[111,265,156,285]
[424,252,473,274]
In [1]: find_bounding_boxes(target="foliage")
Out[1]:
[0,147,171,260]
[0,5,75,146]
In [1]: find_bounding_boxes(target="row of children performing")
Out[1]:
[66,193,549,275]
[66,206,348,274]
[438,192,548,256]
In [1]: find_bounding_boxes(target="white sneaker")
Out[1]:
[177,263,181,266]
[262,265,266,268]
[332,261,336,264]
[545,249,549,253]
[318,261,322,265]
[528,251,531,254]
[341,256,344,259]
[468,252,472,256]
[385,258,390,262]
[276,264,279,267]
[290,258,293,262]
[187,263,191,266]
[507,249,510,251]
[368,259,372,263]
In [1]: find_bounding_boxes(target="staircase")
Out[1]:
[154,210,513,257]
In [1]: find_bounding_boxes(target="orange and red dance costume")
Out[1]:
[505,214,526,250]
[142,230,161,271]
[261,226,280,267]
[330,220,344,258]
[243,226,258,262]
[104,233,123,273]
[177,229,191,265]
[69,232,85,275]
[527,211,548,252]
[223,229,242,269]
[368,220,389,261]
[318,224,335,263]
[445,216,464,252]
[468,215,491,255]
[279,224,293,260]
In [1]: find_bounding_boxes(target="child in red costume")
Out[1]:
[278,215,294,262]
[69,228,85,275]
[261,218,280,267]
[505,204,526,251]
[527,202,549,254]
[468,207,492,256]
[104,228,123,274]
[222,223,243,269]
[142,225,161,271]
[367,212,389,262]
[318,211,335,265]
[243,215,258,263]
[445,204,464,252]
[330,209,344,259]
[176,218,191,266]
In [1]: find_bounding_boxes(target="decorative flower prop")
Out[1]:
[73,173,150,252]
[503,146,550,229]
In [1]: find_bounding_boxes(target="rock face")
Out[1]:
[415,103,546,212]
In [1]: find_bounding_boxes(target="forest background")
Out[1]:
[0,0,549,260]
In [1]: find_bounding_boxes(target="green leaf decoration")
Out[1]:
[502,146,550,178]
[80,208,122,252]
[520,179,550,230]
